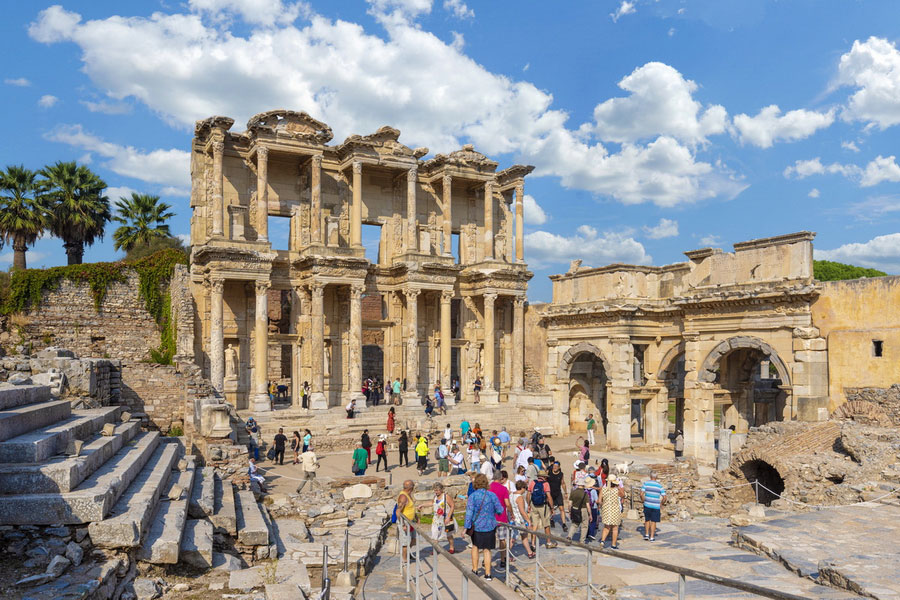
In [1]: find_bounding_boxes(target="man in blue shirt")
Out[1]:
[640,472,666,541]
[498,426,511,459]
[460,420,471,438]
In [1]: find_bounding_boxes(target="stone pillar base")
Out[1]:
[310,392,328,410]
[444,392,456,406]
[350,392,368,411]
[480,391,499,405]
[401,391,420,406]
[251,393,273,419]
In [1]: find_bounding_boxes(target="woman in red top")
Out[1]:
[387,406,396,434]
[375,434,389,472]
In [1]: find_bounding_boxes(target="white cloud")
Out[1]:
[4,77,31,87]
[176,233,191,246]
[45,124,190,188]
[816,233,900,273]
[442,0,473,19]
[525,227,650,269]
[861,155,900,187]
[667,27,675,37]
[106,186,137,202]
[38,94,59,108]
[188,0,303,26]
[28,4,744,208]
[0,250,47,266]
[522,194,547,226]
[698,234,720,246]
[837,37,900,130]
[732,105,835,149]
[81,100,131,115]
[844,195,900,222]
[592,62,728,146]
[610,1,635,22]
[642,218,678,239]
[783,157,860,180]
[842,140,860,153]
[808,188,820,198]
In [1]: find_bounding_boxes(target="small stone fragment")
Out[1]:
[46,554,71,578]
[101,423,116,436]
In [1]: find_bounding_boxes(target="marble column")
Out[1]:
[209,278,225,394]
[442,175,452,256]
[483,292,497,398]
[512,296,525,391]
[351,161,363,248]
[252,280,272,413]
[211,141,225,237]
[515,183,524,263]
[483,181,494,260]
[311,155,323,245]
[440,291,453,395]
[309,283,327,409]
[349,284,366,407]
[403,288,420,398]
[256,146,269,242]
[407,167,418,253]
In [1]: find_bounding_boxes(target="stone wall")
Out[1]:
[119,363,185,432]
[842,385,900,425]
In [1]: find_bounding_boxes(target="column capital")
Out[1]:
[404,287,421,302]
[211,141,224,154]
[440,290,454,304]
[484,179,493,192]
[407,166,418,182]
[255,280,271,295]
[352,160,363,174]
[483,291,498,304]
[682,332,700,343]
[312,154,323,166]
[350,283,366,299]
[208,277,225,293]
[257,145,269,160]
[513,295,526,308]
[442,174,452,186]
[515,182,524,196]
[610,334,631,344]
[310,282,325,299]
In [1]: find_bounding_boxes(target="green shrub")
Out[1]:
[814,260,887,282]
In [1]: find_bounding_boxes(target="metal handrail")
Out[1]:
[499,521,809,600]
[398,514,507,600]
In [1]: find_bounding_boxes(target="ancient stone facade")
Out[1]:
[188,110,532,412]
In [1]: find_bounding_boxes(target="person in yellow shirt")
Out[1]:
[397,479,417,561]
[415,435,429,476]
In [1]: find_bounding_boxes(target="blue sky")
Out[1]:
[2,0,900,301]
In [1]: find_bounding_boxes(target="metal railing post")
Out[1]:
[405,525,410,594]
[322,544,330,600]
[678,573,686,600]
[586,547,592,600]
[432,536,438,600]
[415,531,421,599]
[505,525,510,585]
[754,479,759,504]
[462,574,468,600]
[344,528,349,573]
[534,534,540,600]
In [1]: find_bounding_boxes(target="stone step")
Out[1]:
[180,518,214,569]
[0,406,123,463]
[235,490,268,546]
[189,467,215,518]
[88,441,181,548]
[0,384,52,410]
[0,420,141,494]
[137,458,198,564]
[0,431,160,525]
[0,399,71,443]
[210,474,237,536]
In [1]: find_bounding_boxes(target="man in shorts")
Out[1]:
[527,470,558,548]
[640,472,666,541]
[438,438,450,477]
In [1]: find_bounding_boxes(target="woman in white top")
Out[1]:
[419,482,457,552]
[443,424,453,442]
[449,446,466,475]
[510,480,535,558]
[479,455,494,479]
[514,465,528,483]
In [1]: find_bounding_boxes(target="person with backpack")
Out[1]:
[567,478,591,542]
[375,434,389,472]
[361,429,372,464]
[547,461,568,533]
[526,470,558,548]
[398,430,409,467]
[437,438,450,478]
[449,444,466,475]
[510,480,536,558]
[352,441,368,476]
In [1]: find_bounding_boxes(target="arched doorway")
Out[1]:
[559,344,610,438]
[658,345,686,437]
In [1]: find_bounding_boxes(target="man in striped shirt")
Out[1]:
[640,473,666,541]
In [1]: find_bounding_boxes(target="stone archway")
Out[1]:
[831,400,892,426]
[658,343,686,434]
[559,342,610,438]
[558,342,611,381]
[698,336,791,386]
[568,384,592,432]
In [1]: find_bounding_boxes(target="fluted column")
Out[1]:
[252,280,272,412]
[407,167,418,253]
[256,146,269,242]
[351,161,363,247]
[440,291,453,393]
[211,141,224,237]
[512,296,525,391]
[483,292,496,389]
[442,175,452,256]
[311,155,323,245]
[515,183,524,263]
[349,284,366,405]
[209,278,225,393]
[309,283,327,409]
[404,288,420,397]
[483,181,494,260]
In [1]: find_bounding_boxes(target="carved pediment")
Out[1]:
[338,126,428,159]
[195,116,235,138]
[246,110,333,144]
[423,143,499,172]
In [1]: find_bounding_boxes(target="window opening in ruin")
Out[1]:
[269,289,291,334]
[362,224,382,265]
[739,459,784,506]
[873,340,883,357]
[280,344,291,379]
[268,215,291,251]
[451,298,461,338]
[451,347,460,388]
[633,344,647,385]
[452,232,461,264]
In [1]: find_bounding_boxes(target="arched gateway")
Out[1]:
[559,343,610,437]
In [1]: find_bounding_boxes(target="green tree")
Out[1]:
[39,161,110,265]
[0,165,49,271]
[112,192,174,252]
[813,260,887,281]
[124,235,187,262]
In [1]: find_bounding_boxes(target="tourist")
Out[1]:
[498,426,511,459]
[510,480,535,558]
[584,477,601,542]
[245,418,260,461]
[501,470,515,494]
[346,398,356,419]
[361,429,373,463]
[514,464,527,484]
[415,434,429,476]
[296,446,319,493]
[302,428,312,453]
[437,438,450,478]
[473,375,482,403]
[674,430,684,458]
[419,482,456,553]
[352,441,368,476]
[387,406,396,434]
[460,419,472,439]
[468,443,481,474]
[434,384,446,415]
[362,378,370,405]
[424,395,434,417]
[515,441,533,472]
[397,480,416,562]
[268,381,276,409]
[375,434,389,472]
[489,434,503,470]
[464,473,504,581]
[291,430,302,464]
[534,436,551,466]
[567,478,590,542]
[641,472,666,541]
[248,457,267,492]
[479,454,494,479]
[450,444,466,475]
[525,457,538,481]
[443,423,453,443]
[392,377,402,405]
[547,461,568,533]
[398,430,409,467]
[300,381,309,409]
[579,439,591,463]
[585,413,596,446]
[273,427,287,466]
[489,471,513,568]
[598,474,624,549]
[527,470,558,548]
[473,422,483,445]
[598,459,609,486]
[572,461,588,487]
[466,470,478,496]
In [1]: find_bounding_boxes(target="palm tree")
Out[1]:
[0,165,49,270]
[112,192,174,252]
[39,161,110,265]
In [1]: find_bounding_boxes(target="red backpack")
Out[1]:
[376,441,385,455]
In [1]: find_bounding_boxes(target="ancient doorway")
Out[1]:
[361,292,385,400]
[566,352,608,436]
[740,459,785,505]
[659,349,686,437]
